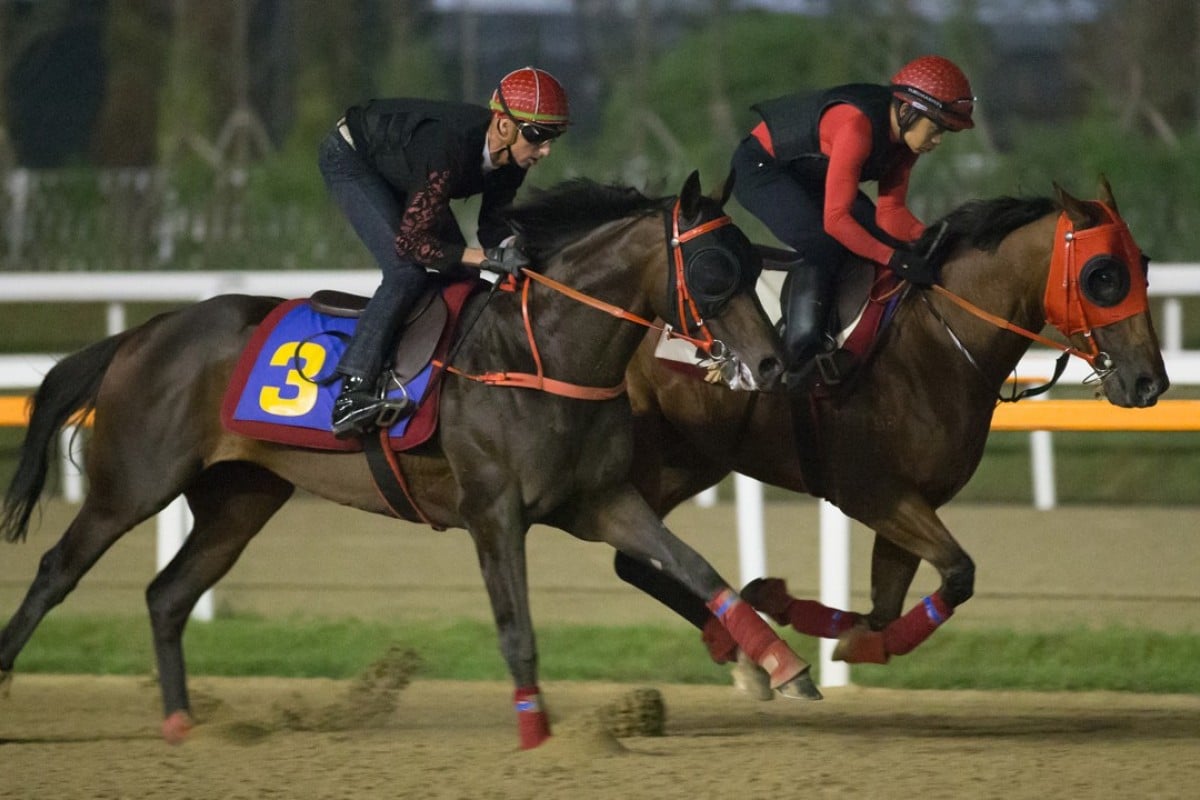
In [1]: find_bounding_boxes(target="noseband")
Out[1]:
[932,200,1149,383]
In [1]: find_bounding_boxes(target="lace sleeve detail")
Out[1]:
[395,169,463,269]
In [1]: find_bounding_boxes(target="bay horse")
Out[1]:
[0,173,823,751]
[617,179,1169,676]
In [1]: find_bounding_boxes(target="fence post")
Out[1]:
[156,496,213,621]
[58,425,85,503]
[818,500,851,688]
[1030,392,1057,510]
[734,474,765,586]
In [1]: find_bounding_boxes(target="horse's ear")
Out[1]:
[1053,181,1093,228]
[1097,174,1119,214]
[679,170,702,222]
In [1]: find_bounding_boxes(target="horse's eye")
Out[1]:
[1079,255,1130,308]
[686,247,740,300]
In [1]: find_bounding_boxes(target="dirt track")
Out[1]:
[3,675,1199,800]
[2,498,1199,798]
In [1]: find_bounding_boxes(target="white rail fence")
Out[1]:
[2,269,1199,649]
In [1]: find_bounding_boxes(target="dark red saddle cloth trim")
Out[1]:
[220,279,480,452]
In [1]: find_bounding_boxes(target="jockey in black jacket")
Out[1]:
[318,66,570,437]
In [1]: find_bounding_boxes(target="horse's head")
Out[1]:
[1048,179,1169,407]
[661,170,784,391]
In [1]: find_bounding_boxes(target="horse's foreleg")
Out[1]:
[464,511,548,750]
[834,504,974,664]
[866,533,921,629]
[146,464,293,744]
[576,487,820,700]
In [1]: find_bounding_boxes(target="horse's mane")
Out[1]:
[917,195,1058,256]
[505,178,666,262]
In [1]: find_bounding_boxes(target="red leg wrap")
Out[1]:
[701,615,738,664]
[514,685,551,750]
[708,589,806,687]
[882,591,954,657]
[783,600,863,639]
[833,627,889,664]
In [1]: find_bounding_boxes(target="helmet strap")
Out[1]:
[893,100,922,136]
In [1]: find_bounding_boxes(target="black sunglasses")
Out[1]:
[516,121,563,144]
[495,83,564,145]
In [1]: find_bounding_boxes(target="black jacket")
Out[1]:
[344,99,526,261]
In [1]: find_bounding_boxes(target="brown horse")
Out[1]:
[617,179,1169,675]
[0,173,824,750]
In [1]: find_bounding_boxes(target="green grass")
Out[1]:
[10,615,1200,694]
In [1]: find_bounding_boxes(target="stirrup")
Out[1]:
[812,335,842,385]
[372,373,414,428]
[372,396,413,428]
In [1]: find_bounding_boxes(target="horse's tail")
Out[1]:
[1,332,129,543]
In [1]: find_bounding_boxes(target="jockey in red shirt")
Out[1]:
[730,55,975,386]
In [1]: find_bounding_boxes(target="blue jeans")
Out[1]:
[318,129,429,380]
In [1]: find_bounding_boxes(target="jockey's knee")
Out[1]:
[941,558,975,607]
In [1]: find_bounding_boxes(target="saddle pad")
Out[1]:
[220,280,478,452]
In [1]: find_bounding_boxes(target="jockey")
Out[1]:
[730,55,975,387]
[318,66,570,437]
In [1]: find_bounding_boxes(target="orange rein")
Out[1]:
[927,204,1141,371]
[929,284,1099,367]
[436,200,733,401]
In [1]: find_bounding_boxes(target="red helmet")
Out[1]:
[890,55,975,131]
[489,66,570,128]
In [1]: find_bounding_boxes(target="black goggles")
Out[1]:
[516,121,563,144]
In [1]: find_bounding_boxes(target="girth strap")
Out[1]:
[363,428,444,530]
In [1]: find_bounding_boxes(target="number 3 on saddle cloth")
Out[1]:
[220,279,480,452]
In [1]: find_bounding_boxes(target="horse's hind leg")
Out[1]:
[145,462,293,743]
[0,495,160,682]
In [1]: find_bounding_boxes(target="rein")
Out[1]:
[436,200,734,401]
[925,202,1143,399]
[930,284,1096,363]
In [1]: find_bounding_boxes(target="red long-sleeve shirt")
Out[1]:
[753,103,924,265]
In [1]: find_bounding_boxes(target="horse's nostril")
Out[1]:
[759,357,783,382]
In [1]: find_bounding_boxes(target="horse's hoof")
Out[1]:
[161,710,195,745]
[0,669,12,699]
[731,650,774,701]
[740,577,793,624]
[775,667,823,701]
[517,710,552,750]
[833,626,889,664]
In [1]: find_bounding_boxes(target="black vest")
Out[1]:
[751,84,895,181]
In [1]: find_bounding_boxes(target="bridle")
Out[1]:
[436,198,750,400]
[926,200,1149,400]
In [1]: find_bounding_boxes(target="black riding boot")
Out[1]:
[780,265,836,389]
[331,375,383,438]
[330,374,414,439]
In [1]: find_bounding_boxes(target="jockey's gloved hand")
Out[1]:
[887,245,937,287]
[482,245,531,277]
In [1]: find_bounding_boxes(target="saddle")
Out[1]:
[759,245,904,392]
[309,287,448,385]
